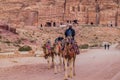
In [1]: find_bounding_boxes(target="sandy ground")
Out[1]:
[0,47,120,80]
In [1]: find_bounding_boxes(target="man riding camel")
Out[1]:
[65,25,76,44]
[65,25,75,40]
[64,25,79,54]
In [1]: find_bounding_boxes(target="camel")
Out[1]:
[52,41,63,74]
[42,41,63,73]
[62,39,80,80]
[42,38,80,80]
[42,43,54,69]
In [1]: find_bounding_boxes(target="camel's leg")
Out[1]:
[51,56,54,68]
[47,56,51,69]
[54,55,58,74]
[54,55,62,74]
[59,56,62,66]
[46,50,51,69]
[59,55,64,71]
[57,55,62,72]
[63,58,65,71]
[54,64,57,74]
[60,55,65,72]
[59,55,63,71]
[58,64,61,72]
[64,58,68,80]
[73,56,76,76]
[69,58,74,78]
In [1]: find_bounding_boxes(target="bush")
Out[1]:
[79,44,89,49]
[18,45,32,51]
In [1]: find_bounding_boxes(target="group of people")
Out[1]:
[104,43,110,50]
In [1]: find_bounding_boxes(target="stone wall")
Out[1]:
[65,0,120,26]
[0,0,120,27]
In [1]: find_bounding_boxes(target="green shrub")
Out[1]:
[18,45,32,51]
[79,44,89,49]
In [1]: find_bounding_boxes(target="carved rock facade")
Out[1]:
[0,0,120,27]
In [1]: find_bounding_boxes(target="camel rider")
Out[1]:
[46,40,51,51]
[65,25,75,43]
[65,25,75,39]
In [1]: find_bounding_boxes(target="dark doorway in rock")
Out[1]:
[0,25,9,30]
[73,20,78,24]
[67,20,69,23]
[46,22,51,27]
[40,24,43,27]
[60,22,63,25]
[53,22,56,27]
[91,22,94,25]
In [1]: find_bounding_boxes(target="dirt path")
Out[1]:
[0,47,120,80]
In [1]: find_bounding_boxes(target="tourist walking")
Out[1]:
[107,44,110,50]
[104,44,107,50]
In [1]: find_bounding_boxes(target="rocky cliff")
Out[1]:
[0,25,120,51]
[0,0,120,27]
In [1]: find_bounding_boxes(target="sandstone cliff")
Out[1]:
[0,0,120,27]
[0,25,120,51]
